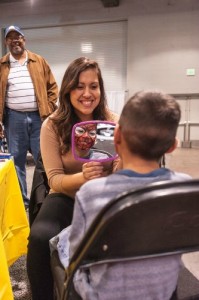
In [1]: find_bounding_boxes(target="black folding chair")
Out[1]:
[51,179,199,300]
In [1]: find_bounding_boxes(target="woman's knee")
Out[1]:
[28,220,56,250]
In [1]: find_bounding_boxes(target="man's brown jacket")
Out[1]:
[0,50,58,123]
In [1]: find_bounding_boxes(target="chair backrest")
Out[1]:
[63,179,199,299]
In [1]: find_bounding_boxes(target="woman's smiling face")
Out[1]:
[70,68,101,121]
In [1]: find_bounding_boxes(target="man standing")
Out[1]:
[0,25,58,208]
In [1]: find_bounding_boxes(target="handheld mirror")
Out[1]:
[71,120,118,162]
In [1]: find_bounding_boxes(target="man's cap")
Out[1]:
[5,25,24,38]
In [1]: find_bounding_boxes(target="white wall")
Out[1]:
[1,0,199,96]
[127,10,199,96]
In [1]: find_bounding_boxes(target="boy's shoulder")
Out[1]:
[80,172,121,193]
[76,168,192,218]
[77,173,127,205]
[78,168,192,200]
[168,169,192,180]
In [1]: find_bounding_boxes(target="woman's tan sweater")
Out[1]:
[40,111,120,198]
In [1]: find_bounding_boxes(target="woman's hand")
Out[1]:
[82,161,104,180]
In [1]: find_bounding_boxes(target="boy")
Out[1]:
[53,91,191,300]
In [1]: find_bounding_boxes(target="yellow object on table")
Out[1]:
[0,159,30,300]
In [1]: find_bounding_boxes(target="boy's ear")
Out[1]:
[166,137,178,154]
[114,124,121,145]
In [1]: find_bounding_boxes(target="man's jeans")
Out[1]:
[4,108,42,207]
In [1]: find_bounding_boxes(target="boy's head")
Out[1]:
[117,91,181,161]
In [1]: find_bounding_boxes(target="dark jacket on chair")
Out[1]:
[29,152,50,226]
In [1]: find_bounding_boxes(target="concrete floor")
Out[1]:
[165,148,199,281]
[165,147,199,179]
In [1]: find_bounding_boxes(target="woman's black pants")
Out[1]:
[27,193,74,300]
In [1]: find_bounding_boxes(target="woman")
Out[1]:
[27,57,119,300]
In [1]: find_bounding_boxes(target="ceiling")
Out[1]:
[0,0,26,4]
[0,0,120,6]
[0,0,25,2]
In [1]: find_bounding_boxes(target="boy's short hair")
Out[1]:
[119,91,181,160]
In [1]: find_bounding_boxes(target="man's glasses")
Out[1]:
[6,35,24,43]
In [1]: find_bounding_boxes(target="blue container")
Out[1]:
[0,153,12,160]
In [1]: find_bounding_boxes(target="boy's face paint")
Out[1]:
[75,124,97,151]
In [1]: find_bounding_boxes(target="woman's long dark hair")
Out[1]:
[50,57,109,153]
